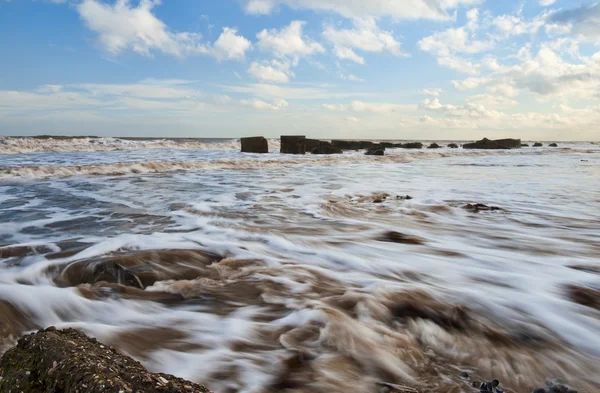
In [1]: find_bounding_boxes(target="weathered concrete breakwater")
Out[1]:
[240,136,540,155]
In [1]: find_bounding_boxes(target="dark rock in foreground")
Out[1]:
[448,143,459,148]
[0,327,213,393]
[241,136,268,153]
[534,142,543,147]
[427,143,441,149]
[398,142,423,149]
[463,138,521,150]
[549,143,558,147]
[280,135,306,155]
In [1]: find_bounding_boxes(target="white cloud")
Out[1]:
[437,55,480,75]
[540,0,557,6]
[351,101,416,113]
[221,83,372,100]
[76,0,250,60]
[212,27,252,61]
[418,26,494,57]
[421,88,444,97]
[77,0,208,57]
[240,98,289,110]
[247,62,292,83]
[333,47,365,64]
[451,77,490,90]
[339,73,365,82]
[324,18,405,62]
[466,93,518,109]
[420,98,502,118]
[243,0,483,21]
[257,21,324,58]
[492,13,547,38]
[323,103,346,111]
[466,8,479,31]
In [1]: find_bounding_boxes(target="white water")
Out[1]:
[0,140,599,393]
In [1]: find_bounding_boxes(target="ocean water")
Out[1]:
[0,137,599,393]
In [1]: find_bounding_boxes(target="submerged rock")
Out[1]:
[566,284,600,310]
[464,203,502,212]
[521,143,530,147]
[463,138,521,149]
[51,249,223,290]
[0,327,213,393]
[241,136,268,153]
[378,231,424,245]
[280,135,306,155]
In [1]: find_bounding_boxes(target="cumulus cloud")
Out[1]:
[324,18,405,63]
[257,21,324,58]
[243,0,483,21]
[247,61,293,83]
[212,28,252,61]
[418,26,493,57]
[76,0,250,60]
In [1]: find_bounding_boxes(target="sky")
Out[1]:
[1,0,600,140]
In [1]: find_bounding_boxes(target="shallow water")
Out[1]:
[1,138,599,393]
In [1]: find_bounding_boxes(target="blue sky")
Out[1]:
[0,0,599,140]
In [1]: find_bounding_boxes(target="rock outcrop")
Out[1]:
[331,140,375,150]
[0,327,213,393]
[534,143,543,147]
[549,143,558,147]
[280,135,306,155]
[241,137,268,153]
[427,143,441,149]
[521,143,529,147]
[306,139,326,152]
[310,144,343,154]
[463,138,521,149]
[398,142,423,149]
[365,147,385,156]
[447,144,459,148]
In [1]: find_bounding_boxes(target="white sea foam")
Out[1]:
[0,142,599,392]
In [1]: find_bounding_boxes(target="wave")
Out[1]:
[0,148,590,179]
[0,136,245,154]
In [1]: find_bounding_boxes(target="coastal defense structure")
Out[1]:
[241,136,268,153]
[280,135,306,154]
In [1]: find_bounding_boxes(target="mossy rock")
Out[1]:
[0,327,212,393]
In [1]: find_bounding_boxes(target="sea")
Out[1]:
[0,136,599,393]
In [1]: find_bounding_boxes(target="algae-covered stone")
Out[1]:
[0,327,213,393]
